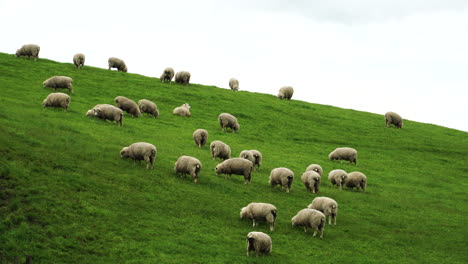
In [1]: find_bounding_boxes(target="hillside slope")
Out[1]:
[0,53,467,263]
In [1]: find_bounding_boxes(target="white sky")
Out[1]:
[1,0,467,131]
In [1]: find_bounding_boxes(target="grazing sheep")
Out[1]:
[385,111,403,128]
[15,44,40,59]
[328,169,348,190]
[160,67,175,83]
[210,140,231,160]
[277,86,294,100]
[291,209,326,239]
[115,96,141,117]
[345,171,367,192]
[120,142,157,169]
[173,103,191,117]
[246,232,272,257]
[240,203,277,231]
[73,53,85,68]
[175,71,191,85]
[306,164,323,177]
[239,150,256,165]
[308,197,338,225]
[269,168,294,193]
[138,99,159,118]
[42,93,70,111]
[174,156,202,183]
[250,150,263,169]
[218,113,240,133]
[86,104,123,126]
[43,76,74,94]
[215,158,253,184]
[329,147,357,165]
[229,78,239,91]
[108,57,127,72]
[300,170,321,193]
[193,129,208,148]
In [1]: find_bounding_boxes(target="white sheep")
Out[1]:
[246,232,272,256]
[229,78,239,91]
[306,164,323,177]
[291,208,326,239]
[328,169,348,190]
[385,111,403,128]
[174,156,202,183]
[43,76,74,94]
[138,99,159,118]
[277,86,294,100]
[120,142,157,169]
[218,113,240,133]
[160,67,175,83]
[300,170,321,193]
[16,44,40,59]
[345,171,367,192]
[308,197,338,225]
[115,96,141,117]
[193,129,208,148]
[329,147,357,165]
[240,202,277,231]
[239,150,256,165]
[173,103,191,117]
[215,158,253,184]
[42,93,70,111]
[269,168,294,193]
[175,71,191,85]
[250,150,263,169]
[86,104,123,126]
[108,57,127,72]
[73,53,85,68]
[210,140,231,160]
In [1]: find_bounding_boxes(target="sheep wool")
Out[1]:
[239,150,256,165]
[174,155,202,183]
[42,92,70,111]
[300,170,321,193]
[16,44,40,59]
[291,208,326,239]
[86,104,123,126]
[269,168,294,193]
[43,76,74,94]
[308,197,338,225]
[173,103,191,117]
[240,202,277,231]
[306,164,323,177]
[246,232,272,256]
[120,142,157,169]
[175,71,191,85]
[115,96,141,117]
[249,150,263,169]
[210,140,231,160]
[160,67,175,83]
[108,57,127,72]
[218,113,240,133]
[73,53,85,68]
[193,129,208,148]
[328,169,348,190]
[215,158,253,184]
[277,86,294,100]
[229,78,239,91]
[329,147,357,165]
[345,171,367,192]
[138,99,159,118]
[385,111,403,128]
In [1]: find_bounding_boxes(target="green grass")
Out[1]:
[0,52,467,263]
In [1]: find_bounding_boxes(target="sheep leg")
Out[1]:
[304,227,307,233]
[313,230,317,237]
[329,216,331,225]
[252,219,256,227]
[320,229,324,239]
[334,216,337,225]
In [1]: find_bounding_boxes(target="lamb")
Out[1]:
[174,156,202,183]
[42,92,70,111]
[385,111,403,128]
[300,170,321,193]
[175,71,191,85]
[115,96,141,117]
[250,150,263,169]
[345,171,367,192]
[240,203,277,231]
[306,164,323,177]
[43,76,74,94]
[239,150,256,165]
[328,169,348,190]
[291,209,326,238]
[215,158,253,184]
[269,168,294,193]
[218,113,240,133]
[329,147,357,165]
[173,103,191,117]
[229,78,239,91]
[86,104,123,126]
[108,57,127,72]
[15,44,40,59]
[193,129,208,148]
[210,140,231,160]
[160,67,175,83]
[246,232,272,256]
[277,86,294,100]
[138,99,159,118]
[120,142,157,169]
[73,53,85,68]
[308,197,338,225]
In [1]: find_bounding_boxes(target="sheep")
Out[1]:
[160,67,175,83]
[239,150,256,165]
[173,103,191,117]
[174,156,202,183]
[138,99,159,118]
[250,150,263,169]
[120,142,157,169]
[328,169,348,190]
[218,113,240,133]
[291,209,326,238]
[385,111,403,128]
[345,171,367,192]
[15,44,40,59]
[277,86,294,100]
[115,96,141,117]
[86,104,123,126]
[108,57,127,72]
[308,197,338,225]
[175,71,191,85]
[210,140,231,160]
[240,203,277,231]
[246,232,272,257]
[269,168,294,193]
[43,76,74,94]
[329,147,357,165]
[300,170,321,193]
[193,129,208,148]
[42,93,70,111]
[306,164,323,177]
[73,53,85,68]
[215,158,253,184]
[229,78,239,91]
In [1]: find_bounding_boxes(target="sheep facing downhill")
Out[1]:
[308,197,338,225]
[16,44,40,59]
[210,140,231,160]
[160,67,175,83]
[328,169,348,190]
[108,57,127,72]
[240,202,277,231]
[42,93,70,111]
[300,170,321,193]
[115,96,141,117]
[73,53,85,68]
[193,129,208,148]
[277,86,294,100]
[269,168,294,193]
[246,232,272,257]
[138,99,159,118]
[175,71,191,85]
[329,147,357,165]
[174,156,202,183]
[218,113,240,133]
[86,104,123,126]
[306,164,323,177]
[173,103,191,117]
[291,209,326,239]
[385,111,403,128]
[120,142,157,169]
[215,158,253,184]
[229,78,239,91]
[43,76,74,94]
[345,171,367,192]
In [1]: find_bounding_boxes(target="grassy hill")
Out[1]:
[0,52,467,263]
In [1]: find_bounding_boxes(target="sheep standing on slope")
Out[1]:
[240,202,277,231]
[16,44,40,59]
[269,168,294,193]
[218,113,240,133]
[239,150,256,165]
[246,232,272,256]
[160,67,175,83]
[174,156,202,183]
[328,169,348,190]
[175,71,191,85]
[385,111,403,128]
[108,57,127,72]
[173,103,191,117]
[43,76,74,94]
[300,170,321,193]
[42,93,70,111]
[308,197,338,225]
[210,140,231,160]
[193,129,208,148]
[120,142,157,169]
[277,86,294,100]
[329,147,357,165]
[229,78,239,91]
[345,171,367,192]
[138,99,159,118]
[250,150,263,169]
[86,104,123,126]
[306,164,323,177]
[115,96,141,117]
[291,209,326,239]
[73,53,85,68]
[215,158,253,184]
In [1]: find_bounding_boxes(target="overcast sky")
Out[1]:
[2,0,467,131]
